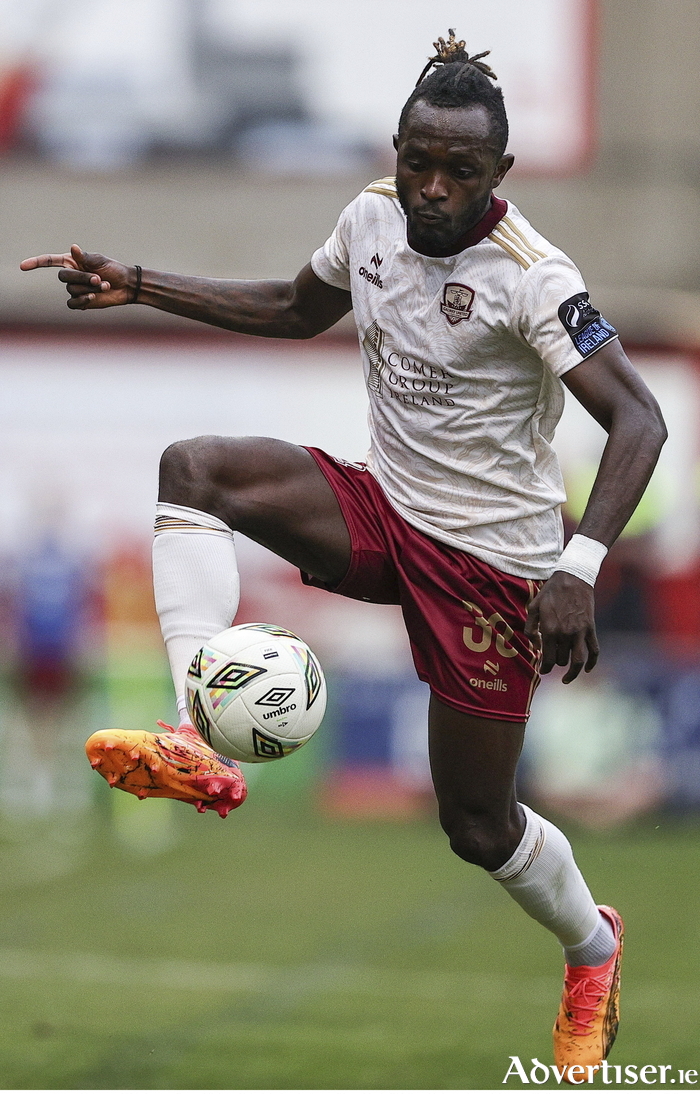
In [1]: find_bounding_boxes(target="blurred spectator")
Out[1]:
[0,61,34,152]
[0,514,97,817]
[595,536,654,636]
[13,530,89,716]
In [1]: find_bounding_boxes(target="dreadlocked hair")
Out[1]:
[398,30,508,157]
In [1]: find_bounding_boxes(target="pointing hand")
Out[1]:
[20,244,137,309]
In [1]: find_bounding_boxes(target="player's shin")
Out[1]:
[489,807,624,1073]
[488,805,615,963]
[153,502,240,723]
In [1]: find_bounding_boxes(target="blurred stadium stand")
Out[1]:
[2,0,700,343]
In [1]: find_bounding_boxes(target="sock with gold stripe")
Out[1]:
[153,502,240,721]
[488,804,615,964]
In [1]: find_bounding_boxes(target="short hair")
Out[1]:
[398,31,509,158]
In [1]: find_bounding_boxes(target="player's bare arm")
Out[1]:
[525,338,667,682]
[19,247,352,338]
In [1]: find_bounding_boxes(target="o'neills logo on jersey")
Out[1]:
[358,264,383,288]
[440,282,475,325]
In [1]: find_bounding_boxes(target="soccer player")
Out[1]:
[21,32,666,1079]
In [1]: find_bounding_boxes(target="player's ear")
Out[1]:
[393,133,399,151]
[492,153,514,187]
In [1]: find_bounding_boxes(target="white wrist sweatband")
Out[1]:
[553,534,608,587]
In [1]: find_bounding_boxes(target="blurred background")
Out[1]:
[1,0,699,1088]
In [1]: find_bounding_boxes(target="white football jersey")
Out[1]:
[311,178,617,579]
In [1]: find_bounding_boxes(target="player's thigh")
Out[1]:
[428,693,525,866]
[159,435,351,584]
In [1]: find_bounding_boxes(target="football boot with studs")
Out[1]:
[85,721,247,818]
[553,905,624,1083]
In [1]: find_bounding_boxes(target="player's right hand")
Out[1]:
[19,244,134,309]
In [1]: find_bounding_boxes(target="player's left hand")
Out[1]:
[524,570,599,684]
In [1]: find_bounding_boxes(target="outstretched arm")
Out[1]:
[20,246,352,338]
[525,339,667,682]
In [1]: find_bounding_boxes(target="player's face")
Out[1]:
[394,102,514,257]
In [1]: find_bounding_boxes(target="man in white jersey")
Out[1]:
[21,32,666,1080]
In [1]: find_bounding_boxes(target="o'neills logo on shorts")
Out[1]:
[470,677,508,692]
[440,282,475,325]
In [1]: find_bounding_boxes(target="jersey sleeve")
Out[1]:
[512,254,618,377]
[310,204,353,292]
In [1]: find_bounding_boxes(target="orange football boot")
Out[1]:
[553,906,624,1083]
[85,722,247,818]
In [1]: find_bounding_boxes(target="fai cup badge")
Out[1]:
[440,282,475,325]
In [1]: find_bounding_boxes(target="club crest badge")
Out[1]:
[440,282,475,325]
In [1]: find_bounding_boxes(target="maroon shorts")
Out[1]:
[302,448,542,723]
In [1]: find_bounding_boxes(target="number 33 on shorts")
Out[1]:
[458,597,541,720]
[462,599,519,657]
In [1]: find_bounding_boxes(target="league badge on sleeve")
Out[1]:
[440,282,475,325]
[558,292,617,357]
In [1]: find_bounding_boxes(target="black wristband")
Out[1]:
[131,264,142,304]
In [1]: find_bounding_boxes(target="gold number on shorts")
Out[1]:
[462,600,492,652]
[462,600,518,658]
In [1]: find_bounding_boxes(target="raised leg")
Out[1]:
[87,435,354,818]
[158,435,352,583]
[154,434,353,719]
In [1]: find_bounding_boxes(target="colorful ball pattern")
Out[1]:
[186,623,326,763]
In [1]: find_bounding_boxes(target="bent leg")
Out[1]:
[154,435,352,717]
[429,694,613,957]
[429,696,621,1074]
[159,435,351,584]
[90,437,352,815]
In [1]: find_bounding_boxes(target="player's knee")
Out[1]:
[440,811,516,871]
[160,437,210,499]
[159,436,243,514]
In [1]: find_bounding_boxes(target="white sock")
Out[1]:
[489,805,616,966]
[153,502,240,721]
[562,913,617,968]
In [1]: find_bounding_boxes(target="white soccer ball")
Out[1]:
[185,623,327,763]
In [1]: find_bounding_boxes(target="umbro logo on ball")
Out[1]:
[255,687,296,707]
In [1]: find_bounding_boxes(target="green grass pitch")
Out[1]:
[0,787,698,1089]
